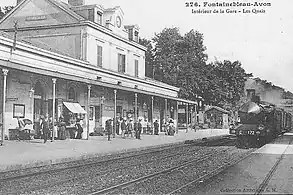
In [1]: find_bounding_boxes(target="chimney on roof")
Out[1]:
[17,0,23,4]
[68,0,85,6]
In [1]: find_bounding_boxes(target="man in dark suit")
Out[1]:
[41,115,50,143]
[121,119,127,138]
[137,119,142,139]
[154,120,159,135]
[105,119,113,141]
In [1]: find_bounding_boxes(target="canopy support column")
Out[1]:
[51,78,56,142]
[134,93,138,122]
[151,96,154,135]
[87,85,91,140]
[1,69,8,146]
[186,103,189,133]
[113,89,117,138]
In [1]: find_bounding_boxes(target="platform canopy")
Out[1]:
[63,102,86,114]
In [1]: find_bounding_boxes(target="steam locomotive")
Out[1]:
[230,99,292,148]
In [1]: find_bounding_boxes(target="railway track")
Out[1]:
[3,146,209,194]
[0,142,186,181]
[88,152,217,195]
[1,136,235,194]
[1,135,234,181]
[168,149,255,194]
[83,141,250,195]
[167,137,293,195]
[108,148,250,195]
[85,139,239,195]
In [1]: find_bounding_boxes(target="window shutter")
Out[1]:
[135,60,139,77]
[122,55,126,73]
[118,54,121,72]
[97,45,102,67]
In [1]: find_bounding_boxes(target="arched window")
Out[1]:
[34,81,43,97]
[34,81,45,121]
[68,87,76,101]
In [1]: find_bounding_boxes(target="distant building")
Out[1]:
[244,77,293,114]
[204,106,229,129]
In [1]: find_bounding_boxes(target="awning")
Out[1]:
[63,102,87,114]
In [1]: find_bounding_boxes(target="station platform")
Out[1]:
[193,132,293,195]
[0,128,229,172]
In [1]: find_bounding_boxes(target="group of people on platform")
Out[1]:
[106,118,144,140]
[36,114,84,143]
[162,119,176,136]
[17,113,175,143]
[104,117,175,141]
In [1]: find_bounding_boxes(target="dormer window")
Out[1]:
[128,29,133,41]
[88,9,94,22]
[125,25,140,42]
[116,16,122,28]
[96,12,102,25]
[134,31,139,42]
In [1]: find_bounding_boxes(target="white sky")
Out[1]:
[1,0,293,92]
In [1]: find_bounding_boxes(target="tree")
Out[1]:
[212,60,252,110]
[139,38,154,78]
[152,27,183,84]
[147,27,252,112]
[176,30,209,101]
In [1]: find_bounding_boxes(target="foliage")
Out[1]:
[139,38,155,78]
[152,27,183,83]
[212,60,252,109]
[151,27,252,111]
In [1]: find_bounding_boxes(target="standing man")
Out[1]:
[134,120,138,139]
[116,118,119,135]
[127,119,134,138]
[121,118,127,138]
[137,119,142,139]
[41,115,50,143]
[105,119,113,141]
[154,120,159,135]
[75,119,83,139]
[16,116,25,141]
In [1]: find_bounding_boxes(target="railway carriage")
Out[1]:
[230,100,292,148]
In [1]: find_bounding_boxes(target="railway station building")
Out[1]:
[0,0,203,141]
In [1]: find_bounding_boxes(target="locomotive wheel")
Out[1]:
[236,136,242,148]
[243,136,251,148]
[236,136,250,149]
[257,137,266,147]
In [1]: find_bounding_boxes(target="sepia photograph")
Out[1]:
[0,0,292,194]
